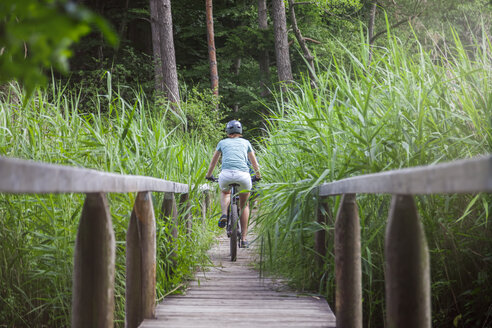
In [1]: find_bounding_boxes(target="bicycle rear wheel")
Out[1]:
[230,204,238,262]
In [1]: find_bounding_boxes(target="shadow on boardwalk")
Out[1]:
[140,235,336,327]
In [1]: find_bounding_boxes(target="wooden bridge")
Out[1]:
[1,155,491,328]
[140,235,335,327]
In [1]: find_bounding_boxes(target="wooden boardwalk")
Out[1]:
[140,235,336,327]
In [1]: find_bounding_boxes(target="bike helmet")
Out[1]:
[225,120,242,135]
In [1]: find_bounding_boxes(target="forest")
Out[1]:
[0,0,491,327]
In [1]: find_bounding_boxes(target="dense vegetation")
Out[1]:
[64,0,492,138]
[0,82,221,326]
[256,29,491,328]
[1,0,491,327]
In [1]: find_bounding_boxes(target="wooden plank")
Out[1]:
[72,193,115,328]
[160,294,314,300]
[157,307,332,315]
[319,155,492,196]
[141,318,335,328]
[0,156,190,194]
[139,235,336,328]
[159,299,329,307]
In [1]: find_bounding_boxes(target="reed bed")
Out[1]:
[255,30,491,327]
[0,82,219,327]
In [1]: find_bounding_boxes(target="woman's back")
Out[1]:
[216,137,252,172]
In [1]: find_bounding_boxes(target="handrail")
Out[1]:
[0,156,213,328]
[4,155,491,328]
[0,157,189,194]
[319,155,492,196]
[314,154,492,328]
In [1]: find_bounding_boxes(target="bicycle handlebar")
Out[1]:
[206,175,260,183]
[206,175,219,182]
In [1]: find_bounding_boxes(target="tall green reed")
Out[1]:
[0,81,218,327]
[256,29,491,327]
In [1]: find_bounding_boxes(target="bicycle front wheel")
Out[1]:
[230,204,238,262]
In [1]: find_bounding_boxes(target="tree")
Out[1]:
[288,0,316,85]
[367,1,377,64]
[205,0,219,97]
[271,0,293,85]
[153,0,179,103]
[257,0,271,97]
[149,0,163,92]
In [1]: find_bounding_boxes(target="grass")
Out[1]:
[255,27,491,328]
[0,81,220,327]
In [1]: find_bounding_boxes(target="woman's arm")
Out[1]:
[248,151,261,179]
[206,151,221,178]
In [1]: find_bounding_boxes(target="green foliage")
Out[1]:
[156,197,219,299]
[0,0,117,95]
[0,81,218,327]
[70,45,155,107]
[367,0,492,55]
[159,87,224,145]
[310,0,363,16]
[255,27,491,327]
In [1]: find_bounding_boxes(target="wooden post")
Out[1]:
[162,192,178,240]
[385,195,431,328]
[334,193,362,328]
[205,190,212,213]
[72,193,115,328]
[314,196,328,267]
[161,192,178,271]
[126,192,156,328]
[179,193,192,235]
[202,190,211,222]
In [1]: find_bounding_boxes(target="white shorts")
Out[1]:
[219,170,252,192]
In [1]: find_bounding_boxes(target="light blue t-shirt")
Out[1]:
[216,137,253,172]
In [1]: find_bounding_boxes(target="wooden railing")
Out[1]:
[314,155,492,328]
[2,155,491,328]
[0,157,212,328]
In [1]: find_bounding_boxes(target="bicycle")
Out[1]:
[210,178,241,261]
[208,176,260,261]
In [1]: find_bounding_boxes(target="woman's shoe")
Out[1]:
[218,214,227,228]
[240,240,249,248]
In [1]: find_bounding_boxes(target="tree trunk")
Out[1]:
[109,0,130,69]
[157,0,180,104]
[258,0,270,97]
[232,57,241,112]
[271,0,293,85]
[150,0,164,91]
[288,0,316,87]
[368,1,377,64]
[206,0,219,97]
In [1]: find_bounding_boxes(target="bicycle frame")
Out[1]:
[226,184,241,261]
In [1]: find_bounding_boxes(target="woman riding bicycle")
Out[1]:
[205,120,261,248]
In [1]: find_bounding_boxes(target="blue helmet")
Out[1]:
[225,120,242,134]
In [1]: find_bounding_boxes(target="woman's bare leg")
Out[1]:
[220,191,231,216]
[239,192,250,241]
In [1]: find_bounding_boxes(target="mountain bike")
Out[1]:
[210,178,241,261]
[226,182,241,262]
[209,176,260,261]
